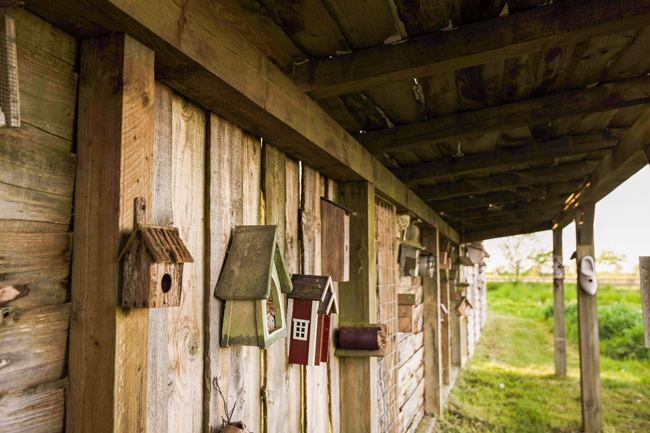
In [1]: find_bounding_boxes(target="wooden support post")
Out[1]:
[575,204,602,433]
[440,269,451,385]
[422,229,442,416]
[338,182,378,433]
[640,257,650,348]
[553,228,567,377]
[69,34,154,433]
[450,264,462,367]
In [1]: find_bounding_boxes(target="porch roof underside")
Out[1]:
[28,0,650,243]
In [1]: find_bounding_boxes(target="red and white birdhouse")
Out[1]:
[287,274,338,366]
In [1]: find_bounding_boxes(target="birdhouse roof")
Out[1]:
[214,225,292,300]
[457,296,474,311]
[288,274,338,315]
[118,224,193,263]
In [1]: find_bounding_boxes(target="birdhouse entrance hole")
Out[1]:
[161,274,172,293]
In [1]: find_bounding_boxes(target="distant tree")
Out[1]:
[499,233,546,283]
[597,249,626,273]
[532,250,553,275]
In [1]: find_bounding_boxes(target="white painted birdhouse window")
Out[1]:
[293,319,309,341]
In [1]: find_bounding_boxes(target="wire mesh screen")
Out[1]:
[375,197,399,433]
[0,14,20,128]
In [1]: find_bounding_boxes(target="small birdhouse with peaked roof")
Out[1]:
[456,296,474,316]
[287,274,338,366]
[215,225,293,350]
[118,224,194,308]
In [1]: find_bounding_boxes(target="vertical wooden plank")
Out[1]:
[148,85,205,432]
[553,227,567,377]
[338,182,378,433]
[285,157,303,432]
[422,229,442,416]
[69,33,153,433]
[450,262,462,367]
[439,270,450,385]
[205,114,261,432]
[301,166,328,433]
[575,204,602,433]
[325,178,341,433]
[262,143,291,432]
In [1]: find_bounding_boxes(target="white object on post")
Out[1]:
[640,257,650,348]
[578,256,598,295]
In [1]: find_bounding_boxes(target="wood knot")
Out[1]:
[141,92,150,107]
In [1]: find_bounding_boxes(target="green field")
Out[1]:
[434,282,650,433]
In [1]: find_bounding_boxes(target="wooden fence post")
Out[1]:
[338,182,378,433]
[440,269,451,385]
[640,257,650,348]
[575,204,602,433]
[423,229,442,415]
[553,228,567,376]
[69,34,154,433]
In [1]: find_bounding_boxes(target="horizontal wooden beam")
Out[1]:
[460,209,559,231]
[359,75,650,156]
[463,221,554,243]
[286,0,650,99]
[417,161,599,201]
[26,0,459,241]
[431,180,585,213]
[553,107,650,228]
[395,132,619,186]
[445,197,568,222]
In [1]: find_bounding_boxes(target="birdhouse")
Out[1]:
[456,296,474,316]
[418,253,435,278]
[215,225,293,350]
[457,256,474,267]
[466,244,485,265]
[398,292,416,333]
[118,224,193,308]
[287,274,339,366]
[320,198,352,282]
[399,243,423,277]
[335,324,388,358]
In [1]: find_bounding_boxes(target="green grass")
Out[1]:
[434,282,650,433]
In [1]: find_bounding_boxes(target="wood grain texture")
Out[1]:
[301,166,328,433]
[575,205,602,433]
[147,84,205,432]
[24,0,460,244]
[553,228,567,377]
[439,270,450,385]
[262,143,302,432]
[0,378,66,433]
[287,0,650,99]
[324,178,341,433]
[205,113,262,432]
[0,303,70,392]
[285,156,303,432]
[338,182,378,433]
[360,75,650,155]
[68,34,154,433]
[422,229,442,415]
[417,161,599,201]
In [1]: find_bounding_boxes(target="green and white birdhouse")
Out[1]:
[215,225,293,349]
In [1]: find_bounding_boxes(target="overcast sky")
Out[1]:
[484,165,650,273]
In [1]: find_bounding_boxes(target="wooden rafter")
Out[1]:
[444,197,568,222]
[459,209,559,230]
[358,75,650,155]
[285,0,650,99]
[430,180,585,213]
[394,132,620,186]
[463,221,554,243]
[554,107,650,228]
[417,161,600,201]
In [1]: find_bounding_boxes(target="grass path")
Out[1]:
[434,310,650,432]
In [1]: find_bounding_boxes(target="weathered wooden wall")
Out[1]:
[0,8,77,432]
[396,276,425,433]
